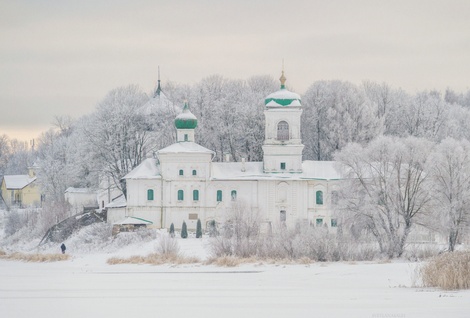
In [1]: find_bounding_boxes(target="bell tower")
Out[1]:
[262,71,304,173]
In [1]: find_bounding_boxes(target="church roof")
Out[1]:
[264,70,301,107]
[174,103,198,129]
[158,142,214,155]
[138,91,174,116]
[2,175,36,190]
[123,158,161,179]
[211,160,341,181]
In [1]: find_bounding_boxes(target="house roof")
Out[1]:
[157,142,214,155]
[65,187,95,194]
[2,175,36,190]
[113,216,153,225]
[105,194,127,208]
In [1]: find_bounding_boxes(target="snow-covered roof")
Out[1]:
[105,194,127,208]
[266,99,301,107]
[301,161,342,180]
[138,92,175,116]
[2,175,36,190]
[158,142,215,155]
[265,88,302,107]
[211,160,342,181]
[123,158,161,179]
[65,187,95,194]
[113,216,153,225]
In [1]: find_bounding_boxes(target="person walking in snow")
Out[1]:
[60,243,66,254]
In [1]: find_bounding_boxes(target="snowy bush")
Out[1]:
[4,210,23,236]
[155,233,179,256]
[421,251,470,290]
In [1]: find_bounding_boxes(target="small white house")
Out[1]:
[64,187,98,212]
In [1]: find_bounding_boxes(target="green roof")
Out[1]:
[175,102,198,129]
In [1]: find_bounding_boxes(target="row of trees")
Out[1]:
[335,136,470,257]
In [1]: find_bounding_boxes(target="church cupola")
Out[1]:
[262,70,304,173]
[264,70,302,107]
[175,102,197,142]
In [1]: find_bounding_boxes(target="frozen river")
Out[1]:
[1,255,469,318]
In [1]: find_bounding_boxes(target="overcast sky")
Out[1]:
[1,0,469,142]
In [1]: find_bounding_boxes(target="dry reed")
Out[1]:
[1,252,70,262]
[107,253,200,265]
[420,251,470,290]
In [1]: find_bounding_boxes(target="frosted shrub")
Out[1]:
[155,233,180,256]
[65,223,112,253]
[4,210,23,236]
[421,251,470,290]
[208,236,233,257]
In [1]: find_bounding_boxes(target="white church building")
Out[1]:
[107,72,341,231]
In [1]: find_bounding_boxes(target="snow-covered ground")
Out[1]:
[1,237,470,318]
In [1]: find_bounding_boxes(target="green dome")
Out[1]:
[264,70,301,107]
[175,102,198,129]
[265,89,301,107]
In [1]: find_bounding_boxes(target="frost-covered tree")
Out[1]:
[80,85,149,196]
[302,80,383,160]
[335,136,433,258]
[428,138,470,251]
[4,139,34,175]
[0,135,10,176]
[36,129,73,203]
[386,91,449,141]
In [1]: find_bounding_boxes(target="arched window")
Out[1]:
[179,169,184,176]
[277,121,289,141]
[216,190,222,202]
[193,190,199,201]
[231,190,237,201]
[177,190,184,201]
[192,170,197,176]
[316,190,323,205]
[147,189,154,201]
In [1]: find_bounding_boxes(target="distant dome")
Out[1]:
[175,102,198,129]
[264,71,301,107]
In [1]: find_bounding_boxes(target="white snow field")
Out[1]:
[1,238,470,318]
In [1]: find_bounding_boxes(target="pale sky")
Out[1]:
[1,0,469,142]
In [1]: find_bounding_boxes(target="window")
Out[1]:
[316,190,323,205]
[177,190,184,201]
[231,190,237,201]
[184,134,188,141]
[331,219,337,227]
[192,170,197,176]
[331,191,339,205]
[280,210,286,222]
[280,162,286,170]
[179,169,184,176]
[147,189,154,201]
[316,218,323,227]
[217,190,222,202]
[277,121,289,141]
[193,190,199,201]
